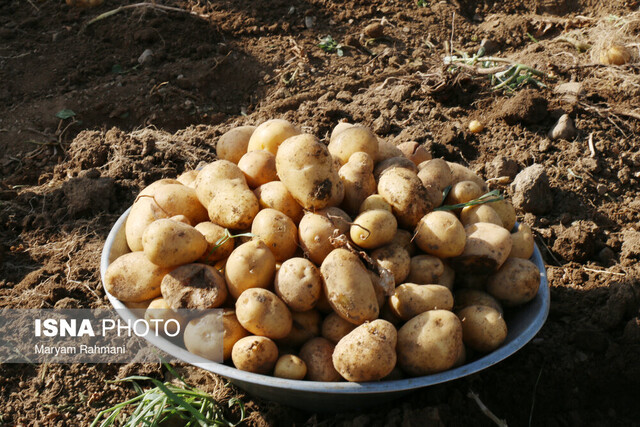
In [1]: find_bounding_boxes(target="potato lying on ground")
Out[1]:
[339,152,377,215]
[237,150,278,188]
[247,119,300,155]
[225,240,276,299]
[298,208,351,265]
[194,222,235,264]
[217,125,256,164]
[378,167,437,228]
[232,336,279,374]
[161,263,228,309]
[321,312,356,344]
[274,258,322,312]
[371,244,411,285]
[276,134,344,210]
[251,209,298,262]
[414,211,466,258]
[299,337,342,381]
[397,141,431,165]
[328,126,379,166]
[457,305,508,353]
[142,219,208,268]
[254,181,304,224]
[486,257,540,306]
[509,223,535,259]
[407,254,444,285]
[184,311,225,362]
[277,309,321,347]
[274,354,307,380]
[454,289,503,314]
[333,319,397,382]
[451,222,512,274]
[350,209,397,249]
[235,288,292,339]
[390,284,454,320]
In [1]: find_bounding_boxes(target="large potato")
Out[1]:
[333,319,397,382]
[321,312,356,344]
[254,181,304,224]
[321,249,379,325]
[160,263,228,309]
[389,284,454,320]
[373,156,418,181]
[276,134,344,210]
[371,244,410,285]
[104,252,169,302]
[339,152,377,215]
[457,305,508,353]
[194,222,235,264]
[327,126,379,166]
[376,138,404,163]
[194,160,246,208]
[298,208,351,265]
[217,125,256,164]
[235,288,292,339]
[247,119,300,155]
[397,310,464,376]
[225,240,276,299]
[274,258,322,312]
[183,311,224,363]
[350,209,397,249]
[251,209,298,262]
[142,219,208,267]
[452,222,512,274]
[486,258,540,306]
[414,211,466,258]
[231,336,279,374]
[207,183,259,230]
[276,309,321,347]
[407,254,444,284]
[378,168,436,228]
[299,337,342,382]
[237,150,278,188]
[509,223,535,259]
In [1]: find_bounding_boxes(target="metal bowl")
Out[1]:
[101,207,550,412]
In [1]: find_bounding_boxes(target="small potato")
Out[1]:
[486,258,540,306]
[217,125,256,164]
[397,141,432,165]
[237,150,278,188]
[274,354,307,380]
[447,162,488,191]
[235,288,292,339]
[194,160,247,207]
[177,170,199,188]
[232,336,279,374]
[161,263,228,309]
[327,126,379,166]
[358,194,392,213]
[376,138,404,163]
[457,305,507,353]
[378,168,436,228]
[195,222,235,264]
[417,159,452,193]
[251,209,298,262]
[443,180,483,206]
[207,185,259,230]
[407,254,444,285]
[277,309,321,348]
[350,209,397,249]
[183,311,225,363]
[454,289,503,314]
[225,240,276,299]
[298,208,351,265]
[439,262,455,290]
[460,204,503,227]
[452,222,513,274]
[373,156,418,181]
[321,312,356,344]
[371,244,411,285]
[299,337,342,382]
[509,223,535,259]
[333,319,397,382]
[142,219,208,268]
[247,119,300,155]
[275,258,322,312]
[254,181,304,223]
[414,211,466,258]
[144,298,186,335]
[339,152,377,215]
[389,284,454,320]
[397,310,464,376]
[488,199,517,231]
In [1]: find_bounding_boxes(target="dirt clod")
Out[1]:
[497,89,548,125]
[553,221,598,263]
[510,164,553,214]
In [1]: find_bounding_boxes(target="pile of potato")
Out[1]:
[104,119,541,382]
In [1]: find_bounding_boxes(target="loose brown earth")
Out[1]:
[2,1,640,426]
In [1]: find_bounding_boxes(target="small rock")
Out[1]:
[487,155,518,179]
[554,82,584,104]
[510,164,553,214]
[364,22,384,39]
[548,114,577,140]
[596,184,607,195]
[137,48,154,65]
[304,15,316,29]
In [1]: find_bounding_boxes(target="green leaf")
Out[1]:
[55,109,76,120]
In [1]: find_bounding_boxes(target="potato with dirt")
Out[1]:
[390,283,454,320]
[104,253,169,303]
[299,337,342,382]
[254,181,304,223]
[231,335,279,374]
[224,239,276,299]
[251,208,298,262]
[235,288,292,339]
[373,156,418,180]
[276,309,321,348]
[447,162,488,191]
[237,150,278,188]
[321,312,357,344]
[247,119,300,155]
[370,244,411,285]
[451,222,513,274]
[358,194,392,213]
[406,254,445,284]
[194,222,235,264]
[460,204,503,227]
[417,158,452,193]
[488,198,517,231]
[160,263,228,309]
[378,167,438,228]
[274,258,322,312]
[207,183,260,230]
[327,126,379,166]
[453,289,504,314]
[457,305,508,353]
[486,257,540,306]
[298,207,351,265]
[443,180,484,206]
[397,141,431,165]
[339,152,377,215]
[216,125,257,164]
[142,219,208,268]
[414,211,466,258]
[350,209,397,249]
[194,160,247,207]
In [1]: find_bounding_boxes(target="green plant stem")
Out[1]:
[435,190,504,211]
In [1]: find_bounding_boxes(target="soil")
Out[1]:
[2,0,640,426]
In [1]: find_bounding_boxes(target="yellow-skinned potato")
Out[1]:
[452,222,512,274]
[389,229,416,256]
[327,126,379,166]
[373,156,418,181]
[254,181,304,224]
[194,222,235,264]
[251,209,298,262]
[339,152,377,215]
[235,288,292,339]
[274,354,307,380]
[406,254,444,285]
[176,170,199,188]
[414,211,466,258]
[332,319,397,382]
[397,310,464,376]
[390,284,454,320]
[350,209,397,249]
[488,199,517,231]
[486,258,540,306]
[358,194,392,213]
[207,184,259,230]
[194,160,247,208]
[299,337,342,381]
[232,336,279,374]
[321,249,379,325]
[321,312,356,344]
[454,289,503,315]
[378,168,436,228]
[274,258,322,312]
[397,141,432,165]
[457,305,507,353]
[371,244,410,285]
[447,162,488,191]
[104,252,169,302]
[247,119,300,155]
[460,204,503,227]
[225,240,276,299]
[298,208,351,265]
[439,262,455,290]
[142,219,208,268]
[237,150,278,188]
[376,138,404,163]
[222,310,250,361]
[217,125,256,164]
[160,263,228,309]
[330,122,355,141]
[276,309,321,348]
[183,311,225,362]
[509,223,535,259]
[417,159,452,193]
[169,215,191,225]
[444,180,483,206]
[276,134,344,210]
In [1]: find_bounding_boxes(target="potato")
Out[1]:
[453,289,503,315]
[457,305,507,353]
[439,262,455,290]
[237,150,278,188]
[414,211,466,258]
[221,310,250,360]
[358,194,392,213]
[144,297,186,335]
[235,288,292,339]
[254,181,304,224]
[487,199,517,231]
[371,244,411,285]
[194,160,247,208]
[274,258,322,312]
[194,222,235,264]
[276,134,344,210]
[298,208,351,265]
[390,229,417,256]
[207,183,259,230]
[276,309,321,347]
[452,222,512,274]
[407,254,444,285]
[225,240,276,299]
[339,152,377,215]
[375,138,404,163]
[321,312,356,344]
[390,284,454,320]
[330,122,355,141]
[486,258,540,306]
[217,125,256,164]
[299,337,342,382]
[378,168,436,228]
[397,141,432,165]
[321,249,379,325]
[247,119,300,155]
[367,269,387,308]
[373,156,418,181]
[232,336,279,374]
[332,319,397,382]
[274,354,307,380]
[177,170,199,188]
[250,209,298,262]
[169,215,191,225]
[509,223,534,259]
[350,209,397,249]
[443,180,483,206]
[417,159,452,193]
[460,204,503,227]
[141,219,207,268]
[327,126,379,166]
[447,162,488,191]
[183,311,224,362]
[160,263,228,309]
[397,310,464,376]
